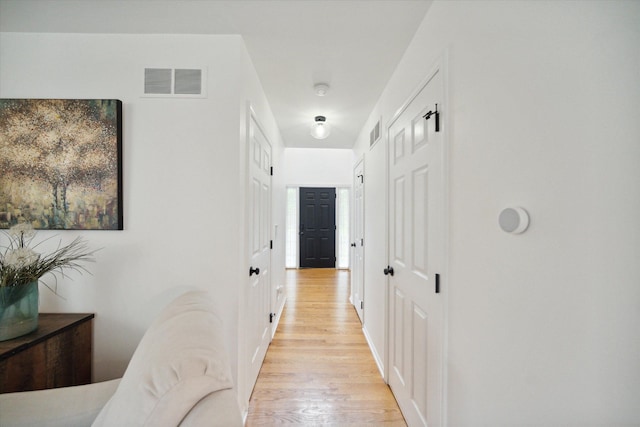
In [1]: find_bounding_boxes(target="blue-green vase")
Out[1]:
[0,281,39,341]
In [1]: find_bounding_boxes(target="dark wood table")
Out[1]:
[0,313,94,393]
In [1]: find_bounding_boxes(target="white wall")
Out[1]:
[0,33,286,396]
[282,147,354,187]
[281,147,354,271]
[354,1,640,425]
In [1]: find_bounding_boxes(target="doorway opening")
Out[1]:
[285,186,349,269]
[299,187,336,268]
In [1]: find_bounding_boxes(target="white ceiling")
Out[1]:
[0,0,432,149]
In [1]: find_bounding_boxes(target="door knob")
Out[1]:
[383,266,394,276]
[249,266,260,276]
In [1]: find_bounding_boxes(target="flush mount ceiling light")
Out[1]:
[314,83,330,97]
[310,115,331,139]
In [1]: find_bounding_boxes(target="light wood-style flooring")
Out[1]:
[246,268,406,426]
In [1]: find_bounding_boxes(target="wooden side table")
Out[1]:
[0,313,94,393]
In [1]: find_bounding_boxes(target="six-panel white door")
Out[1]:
[387,68,445,427]
[353,158,365,323]
[247,112,272,398]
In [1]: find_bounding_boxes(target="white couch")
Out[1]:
[0,291,243,427]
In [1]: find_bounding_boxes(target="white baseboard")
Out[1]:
[270,296,286,340]
[362,325,385,379]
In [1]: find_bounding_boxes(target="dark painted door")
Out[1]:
[299,187,336,268]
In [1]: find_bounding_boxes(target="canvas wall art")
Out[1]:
[0,99,123,230]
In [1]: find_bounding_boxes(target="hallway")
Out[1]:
[246,269,406,426]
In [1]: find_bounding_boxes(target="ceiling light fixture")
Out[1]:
[314,83,330,97]
[310,115,331,139]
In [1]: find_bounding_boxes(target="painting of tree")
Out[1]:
[0,99,123,230]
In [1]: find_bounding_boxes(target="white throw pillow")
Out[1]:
[92,291,233,427]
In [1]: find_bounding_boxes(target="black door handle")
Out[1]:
[384,266,394,276]
[249,266,260,276]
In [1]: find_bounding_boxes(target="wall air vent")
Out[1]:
[143,67,206,98]
[369,118,381,148]
[174,69,202,95]
[144,68,172,94]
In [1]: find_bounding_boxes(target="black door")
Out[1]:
[299,187,336,268]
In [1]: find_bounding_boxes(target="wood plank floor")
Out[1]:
[246,268,406,426]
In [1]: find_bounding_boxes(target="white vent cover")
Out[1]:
[144,68,172,94]
[174,69,202,94]
[143,68,206,97]
[369,118,381,147]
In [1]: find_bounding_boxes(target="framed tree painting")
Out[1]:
[0,99,123,230]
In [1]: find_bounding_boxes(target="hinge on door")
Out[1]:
[270,240,273,249]
[270,166,273,176]
[423,103,440,132]
[435,273,441,294]
[360,301,363,310]
[360,238,364,246]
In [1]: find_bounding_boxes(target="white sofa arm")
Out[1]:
[0,379,120,427]
[180,388,243,426]
[92,291,241,427]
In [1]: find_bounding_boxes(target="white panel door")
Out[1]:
[247,112,272,397]
[387,68,445,427]
[353,158,365,323]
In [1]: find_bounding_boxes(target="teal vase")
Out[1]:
[0,281,39,341]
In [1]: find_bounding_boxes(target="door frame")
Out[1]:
[285,184,350,270]
[383,54,450,425]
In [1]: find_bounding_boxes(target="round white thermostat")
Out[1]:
[499,207,529,234]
